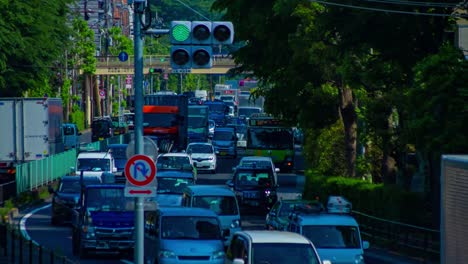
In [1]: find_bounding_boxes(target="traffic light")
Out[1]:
[212,22,234,45]
[170,20,234,70]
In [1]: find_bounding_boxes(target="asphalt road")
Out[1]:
[21,136,426,264]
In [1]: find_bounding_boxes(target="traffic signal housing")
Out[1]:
[169,20,234,70]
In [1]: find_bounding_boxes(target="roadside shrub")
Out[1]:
[69,106,85,131]
[304,170,432,227]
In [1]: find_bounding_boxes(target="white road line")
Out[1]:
[120,260,134,264]
[19,204,51,246]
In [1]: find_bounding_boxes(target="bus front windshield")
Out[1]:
[247,128,293,149]
[302,225,361,249]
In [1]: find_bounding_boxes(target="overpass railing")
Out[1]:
[95,55,236,67]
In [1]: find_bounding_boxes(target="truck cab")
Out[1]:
[71,182,135,258]
[287,196,369,264]
[62,123,81,150]
[74,151,117,177]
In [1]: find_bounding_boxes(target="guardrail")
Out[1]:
[0,222,77,264]
[353,210,440,261]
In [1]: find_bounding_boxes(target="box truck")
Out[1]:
[0,98,64,177]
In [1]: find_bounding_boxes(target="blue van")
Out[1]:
[62,123,81,150]
[182,185,241,247]
[144,207,228,264]
[212,127,237,158]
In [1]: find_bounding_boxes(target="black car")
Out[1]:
[91,117,113,142]
[226,166,278,214]
[49,175,101,225]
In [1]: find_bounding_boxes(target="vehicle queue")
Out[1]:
[46,92,368,264]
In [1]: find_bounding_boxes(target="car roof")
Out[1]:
[60,175,101,182]
[157,170,194,178]
[77,152,112,159]
[187,142,212,147]
[240,156,273,162]
[184,185,234,196]
[296,214,359,226]
[158,206,218,217]
[159,153,190,158]
[237,231,312,244]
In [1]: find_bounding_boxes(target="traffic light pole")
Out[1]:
[133,1,144,264]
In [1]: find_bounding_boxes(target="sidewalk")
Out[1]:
[365,247,439,264]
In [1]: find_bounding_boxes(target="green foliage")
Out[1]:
[304,119,347,176]
[0,0,73,96]
[69,105,85,131]
[303,171,432,227]
[70,18,96,74]
[108,27,133,56]
[405,44,468,155]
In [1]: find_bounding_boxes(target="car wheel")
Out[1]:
[78,243,88,259]
[72,230,78,256]
[211,169,216,174]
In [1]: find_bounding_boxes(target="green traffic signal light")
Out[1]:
[171,24,190,42]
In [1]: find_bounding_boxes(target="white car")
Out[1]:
[186,142,217,174]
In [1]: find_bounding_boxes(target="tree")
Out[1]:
[0,0,74,97]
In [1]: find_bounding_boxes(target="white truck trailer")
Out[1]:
[440,155,468,264]
[0,98,64,176]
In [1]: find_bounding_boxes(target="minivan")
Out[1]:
[182,185,241,247]
[212,127,237,158]
[144,207,228,264]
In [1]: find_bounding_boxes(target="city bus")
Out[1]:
[245,114,295,172]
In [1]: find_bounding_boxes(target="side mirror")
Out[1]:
[233,259,245,264]
[48,186,55,194]
[275,168,280,172]
[363,241,370,249]
[226,180,234,188]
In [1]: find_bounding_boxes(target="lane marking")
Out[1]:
[20,204,51,246]
[120,260,134,264]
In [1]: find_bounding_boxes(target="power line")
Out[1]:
[172,0,210,20]
[356,0,459,8]
[312,0,468,17]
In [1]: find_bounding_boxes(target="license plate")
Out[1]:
[243,192,258,198]
[220,152,227,156]
[99,137,104,140]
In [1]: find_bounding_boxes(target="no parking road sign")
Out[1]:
[124,154,157,197]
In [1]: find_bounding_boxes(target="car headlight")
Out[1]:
[85,226,96,239]
[212,250,225,259]
[231,219,241,228]
[159,250,176,259]
[354,254,365,264]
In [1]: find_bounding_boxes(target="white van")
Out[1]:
[182,185,241,247]
[195,90,208,101]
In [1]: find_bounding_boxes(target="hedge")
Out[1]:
[303,170,433,228]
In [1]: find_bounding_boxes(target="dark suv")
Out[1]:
[91,117,113,142]
[48,175,101,225]
[226,165,278,214]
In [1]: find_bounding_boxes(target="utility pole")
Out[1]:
[133,1,145,264]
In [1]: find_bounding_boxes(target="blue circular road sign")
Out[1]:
[118,51,129,62]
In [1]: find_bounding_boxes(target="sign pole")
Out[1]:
[133,1,145,263]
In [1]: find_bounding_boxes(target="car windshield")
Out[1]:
[213,131,234,141]
[86,188,133,211]
[157,156,192,170]
[188,116,206,128]
[235,171,273,187]
[143,113,177,127]
[77,158,110,172]
[240,160,272,169]
[193,196,238,215]
[247,127,293,149]
[187,144,213,154]
[63,126,75,136]
[92,121,110,133]
[108,146,127,159]
[238,108,261,117]
[161,216,221,240]
[252,243,320,264]
[302,225,361,249]
[157,177,194,194]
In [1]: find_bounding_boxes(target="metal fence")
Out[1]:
[0,223,77,264]
[353,210,440,261]
[14,133,133,195]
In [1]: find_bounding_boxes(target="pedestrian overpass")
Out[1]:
[95,55,237,75]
